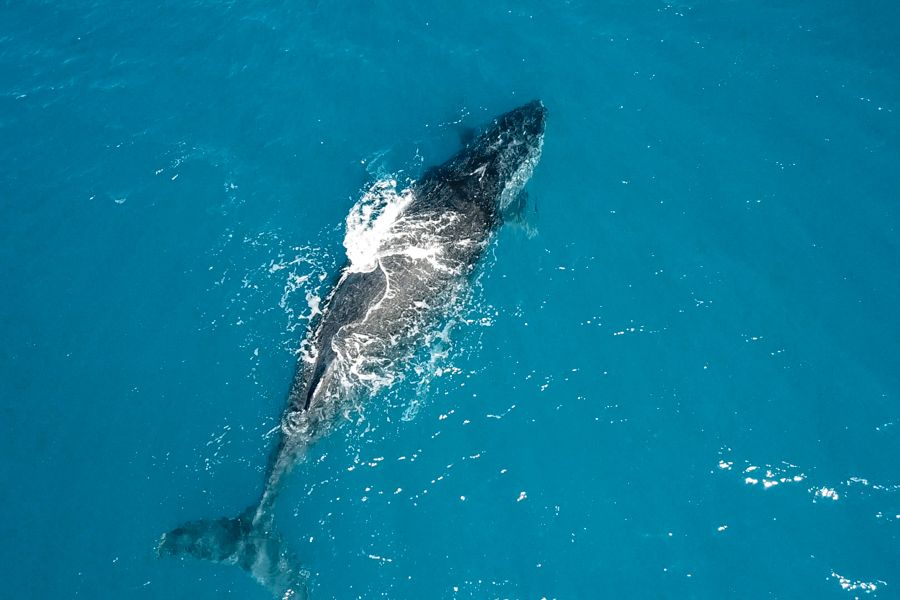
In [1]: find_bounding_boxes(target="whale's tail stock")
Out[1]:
[157,502,308,599]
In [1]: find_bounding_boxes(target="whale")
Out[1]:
[158,100,547,598]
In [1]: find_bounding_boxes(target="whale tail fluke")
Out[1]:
[158,506,307,599]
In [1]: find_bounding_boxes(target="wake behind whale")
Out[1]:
[159,101,547,598]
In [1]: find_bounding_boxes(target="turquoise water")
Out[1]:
[2,1,899,598]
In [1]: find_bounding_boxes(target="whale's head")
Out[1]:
[439,100,546,216]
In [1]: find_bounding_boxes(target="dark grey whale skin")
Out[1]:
[158,101,547,598]
[287,100,546,419]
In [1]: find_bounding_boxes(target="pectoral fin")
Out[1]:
[503,190,538,237]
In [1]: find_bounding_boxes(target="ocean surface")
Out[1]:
[2,1,898,598]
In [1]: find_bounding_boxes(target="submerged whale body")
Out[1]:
[159,101,547,597]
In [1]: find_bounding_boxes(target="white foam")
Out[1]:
[343,179,413,273]
[830,571,885,594]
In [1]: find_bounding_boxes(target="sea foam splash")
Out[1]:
[343,178,414,273]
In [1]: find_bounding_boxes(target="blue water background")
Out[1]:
[2,1,898,597]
